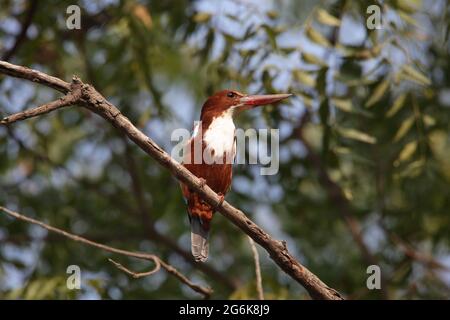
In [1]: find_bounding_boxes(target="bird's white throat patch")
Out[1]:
[202,109,236,162]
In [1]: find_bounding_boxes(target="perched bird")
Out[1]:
[180,90,292,262]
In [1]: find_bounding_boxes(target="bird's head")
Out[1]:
[200,90,292,121]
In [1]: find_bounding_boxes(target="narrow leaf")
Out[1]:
[401,65,431,86]
[398,159,425,178]
[316,9,341,26]
[302,52,327,67]
[395,141,418,166]
[267,10,279,19]
[297,92,314,108]
[393,116,415,142]
[397,0,421,13]
[193,12,212,23]
[398,12,419,26]
[423,114,436,127]
[337,127,377,144]
[366,79,390,107]
[386,93,407,118]
[305,26,331,47]
[332,98,353,112]
[293,70,316,87]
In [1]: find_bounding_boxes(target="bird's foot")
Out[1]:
[198,178,207,188]
[215,193,225,209]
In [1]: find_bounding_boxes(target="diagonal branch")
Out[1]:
[0,61,70,93]
[0,206,211,298]
[0,60,343,300]
[1,92,80,125]
[380,222,450,272]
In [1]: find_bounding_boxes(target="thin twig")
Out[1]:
[0,206,212,298]
[0,60,70,93]
[380,222,450,272]
[248,236,264,300]
[108,258,161,278]
[1,93,79,125]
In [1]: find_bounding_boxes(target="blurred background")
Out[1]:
[0,0,449,299]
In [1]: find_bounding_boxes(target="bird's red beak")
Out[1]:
[239,93,292,109]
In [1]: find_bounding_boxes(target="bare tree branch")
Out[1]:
[0,61,70,93]
[248,236,264,300]
[380,223,450,272]
[1,92,80,125]
[0,60,343,300]
[0,206,212,298]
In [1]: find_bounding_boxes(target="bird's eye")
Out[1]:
[227,92,235,98]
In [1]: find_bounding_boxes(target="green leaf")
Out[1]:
[398,11,419,26]
[279,47,297,54]
[297,92,314,108]
[36,277,63,299]
[267,10,279,19]
[429,130,450,180]
[261,25,279,49]
[332,98,373,117]
[293,70,316,87]
[333,146,351,154]
[386,93,407,118]
[401,65,431,86]
[332,98,353,112]
[393,116,415,142]
[337,127,377,144]
[193,12,212,23]
[396,0,421,14]
[397,159,425,178]
[302,52,327,67]
[366,79,390,107]
[315,9,341,27]
[302,123,323,151]
[24,280,43,300]
[423,115,436,127]
[337,43,383,60]
[394,141,418,166]
[305,26,331,47]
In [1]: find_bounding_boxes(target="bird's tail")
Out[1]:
[190,216,209,262]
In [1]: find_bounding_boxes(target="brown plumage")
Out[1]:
[180,90,292,262]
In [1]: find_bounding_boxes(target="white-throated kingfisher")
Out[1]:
[180,90,291,262]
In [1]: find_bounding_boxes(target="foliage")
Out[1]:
[1,0,450,299]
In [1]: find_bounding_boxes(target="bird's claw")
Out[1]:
[198,178,207,188]
[216,193,225,209]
